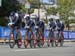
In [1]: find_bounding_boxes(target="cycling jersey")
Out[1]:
[8,11,22,29]
[39,21,45,32]
[48,21,56,30]
[56,21,64,31]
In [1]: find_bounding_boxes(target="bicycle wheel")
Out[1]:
[17,39,22,48]
[47,37,50,47]
[55,38,58,47]
[30,34,34,48]
[59,36,63,47]
[40,35,44,47]
[60,40,63,47]
[37,34,41,48]
[33,34,37,48]
[9,33,15,48]
[55,32,59,47]
[16,33,22,48]
[51,40,54,47]
[33,39,37,48]
[24,35,29,48]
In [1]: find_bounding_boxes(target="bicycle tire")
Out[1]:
[9,33,15,48]
[24,32,29,48]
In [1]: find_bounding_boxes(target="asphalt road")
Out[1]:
[0,42,75,56]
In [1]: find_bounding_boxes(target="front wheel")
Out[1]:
[47,37,50,47]
[40,36,44,47]
[17,39,22,48]
[9,33,15,48]
[59,39,63,47]
[30,34,34,48]
[24,35,29,48]
[55,38,58,47]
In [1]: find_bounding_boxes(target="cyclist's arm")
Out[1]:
[14,17,19,24]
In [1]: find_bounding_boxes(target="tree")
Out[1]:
[0,0,21,26]
[45,0,75,27]
[46,7,57,15]
[0,0,21,16]
[21,0,41,14]
[57,0,75,27]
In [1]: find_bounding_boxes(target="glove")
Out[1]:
[8,22,14,26]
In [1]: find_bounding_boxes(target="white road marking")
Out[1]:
[15,49,38,52]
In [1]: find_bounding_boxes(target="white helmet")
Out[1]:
[24,14,29,19]
[15,12,19,18]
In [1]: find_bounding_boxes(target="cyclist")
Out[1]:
[8,10,22,48]
[48,18,56,47]
[56,19,64,46]
[24,15,35,48]
[34,17,45,47]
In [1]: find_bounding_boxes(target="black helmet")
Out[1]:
[49,18,53,21]
[10,11,15,16]
[56,19,60,23]
[35,17,40,21]
[26,16,30,21]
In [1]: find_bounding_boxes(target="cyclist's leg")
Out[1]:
[51,30,54,47]
[41,30,44,46]
[39,29,44,47]
[29,28,34,48]
[16,26,22,47]
[61,31,64,41]
[47,30,50,47]
[16,28,21,39]
[58,31,62,46]
[10,26,14,38]
[9,25,15,48]
[37,29,41,47]
[55,31,59,47]
[24,29,29,48]
[48,30,54,47]
[60,31,64,46]
[35,29,39,46]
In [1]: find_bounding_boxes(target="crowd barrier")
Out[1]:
[0,26,75,40]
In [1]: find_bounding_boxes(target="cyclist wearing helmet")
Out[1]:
[39,19,45,46]
[24,15,35,47]
[56,19,64,46]
[34,17,45,47]
[48,18,56,31]
[8,10,22,48]
[34,17,45,32]
[25,16,35,30]
[48,18,56,47]
[56,19,64,31]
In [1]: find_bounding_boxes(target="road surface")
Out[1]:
[0,42,75,56]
